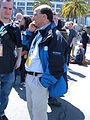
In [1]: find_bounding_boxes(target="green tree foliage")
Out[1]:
[61,0,89,21]
[33,0,51,10]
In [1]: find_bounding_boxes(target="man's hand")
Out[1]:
[28,21,37,32]
[14,56,21,69]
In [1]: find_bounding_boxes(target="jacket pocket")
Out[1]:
[48,76,67,97]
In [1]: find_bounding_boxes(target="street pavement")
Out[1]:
[5,44,90,120]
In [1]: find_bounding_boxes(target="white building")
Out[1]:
[13,0,90,29]
[13,0,66,16]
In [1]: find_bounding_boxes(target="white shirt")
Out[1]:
[25,31,43,73]
[25,23,51,73]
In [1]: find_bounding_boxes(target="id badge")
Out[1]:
[24,54,27,59]
[26,56,32,66]
[0,43,3,56]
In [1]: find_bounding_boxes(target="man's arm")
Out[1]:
[14,47,22,69]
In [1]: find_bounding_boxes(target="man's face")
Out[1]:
[31,9,44,28]
[53,14,58,25]
[1,0,13,21]
[68,23,73,29]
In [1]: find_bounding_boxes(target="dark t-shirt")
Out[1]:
[0,21,22,74]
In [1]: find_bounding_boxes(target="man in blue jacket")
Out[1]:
[25,4,68,120]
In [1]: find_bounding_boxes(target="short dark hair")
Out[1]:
[40,6,53,22]
[23,16,32,28]
[2,0,12,2]
[1,0,12,6]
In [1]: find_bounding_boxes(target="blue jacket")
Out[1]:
[21,29,33,51]
[37,22,68,97]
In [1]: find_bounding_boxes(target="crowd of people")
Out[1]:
[0,0,90,120]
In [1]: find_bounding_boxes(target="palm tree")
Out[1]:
[33,0,51,10]
[61,0,89,21]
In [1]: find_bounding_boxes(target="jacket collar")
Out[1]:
[39,21,56,44]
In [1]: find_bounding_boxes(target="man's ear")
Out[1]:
[42,14,47,19]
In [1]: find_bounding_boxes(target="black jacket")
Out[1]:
[0,21,22,74]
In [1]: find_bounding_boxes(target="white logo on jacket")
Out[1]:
[44,46,48,51]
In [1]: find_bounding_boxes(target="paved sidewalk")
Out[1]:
[5,44,90,120]
[63,44,90,120]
